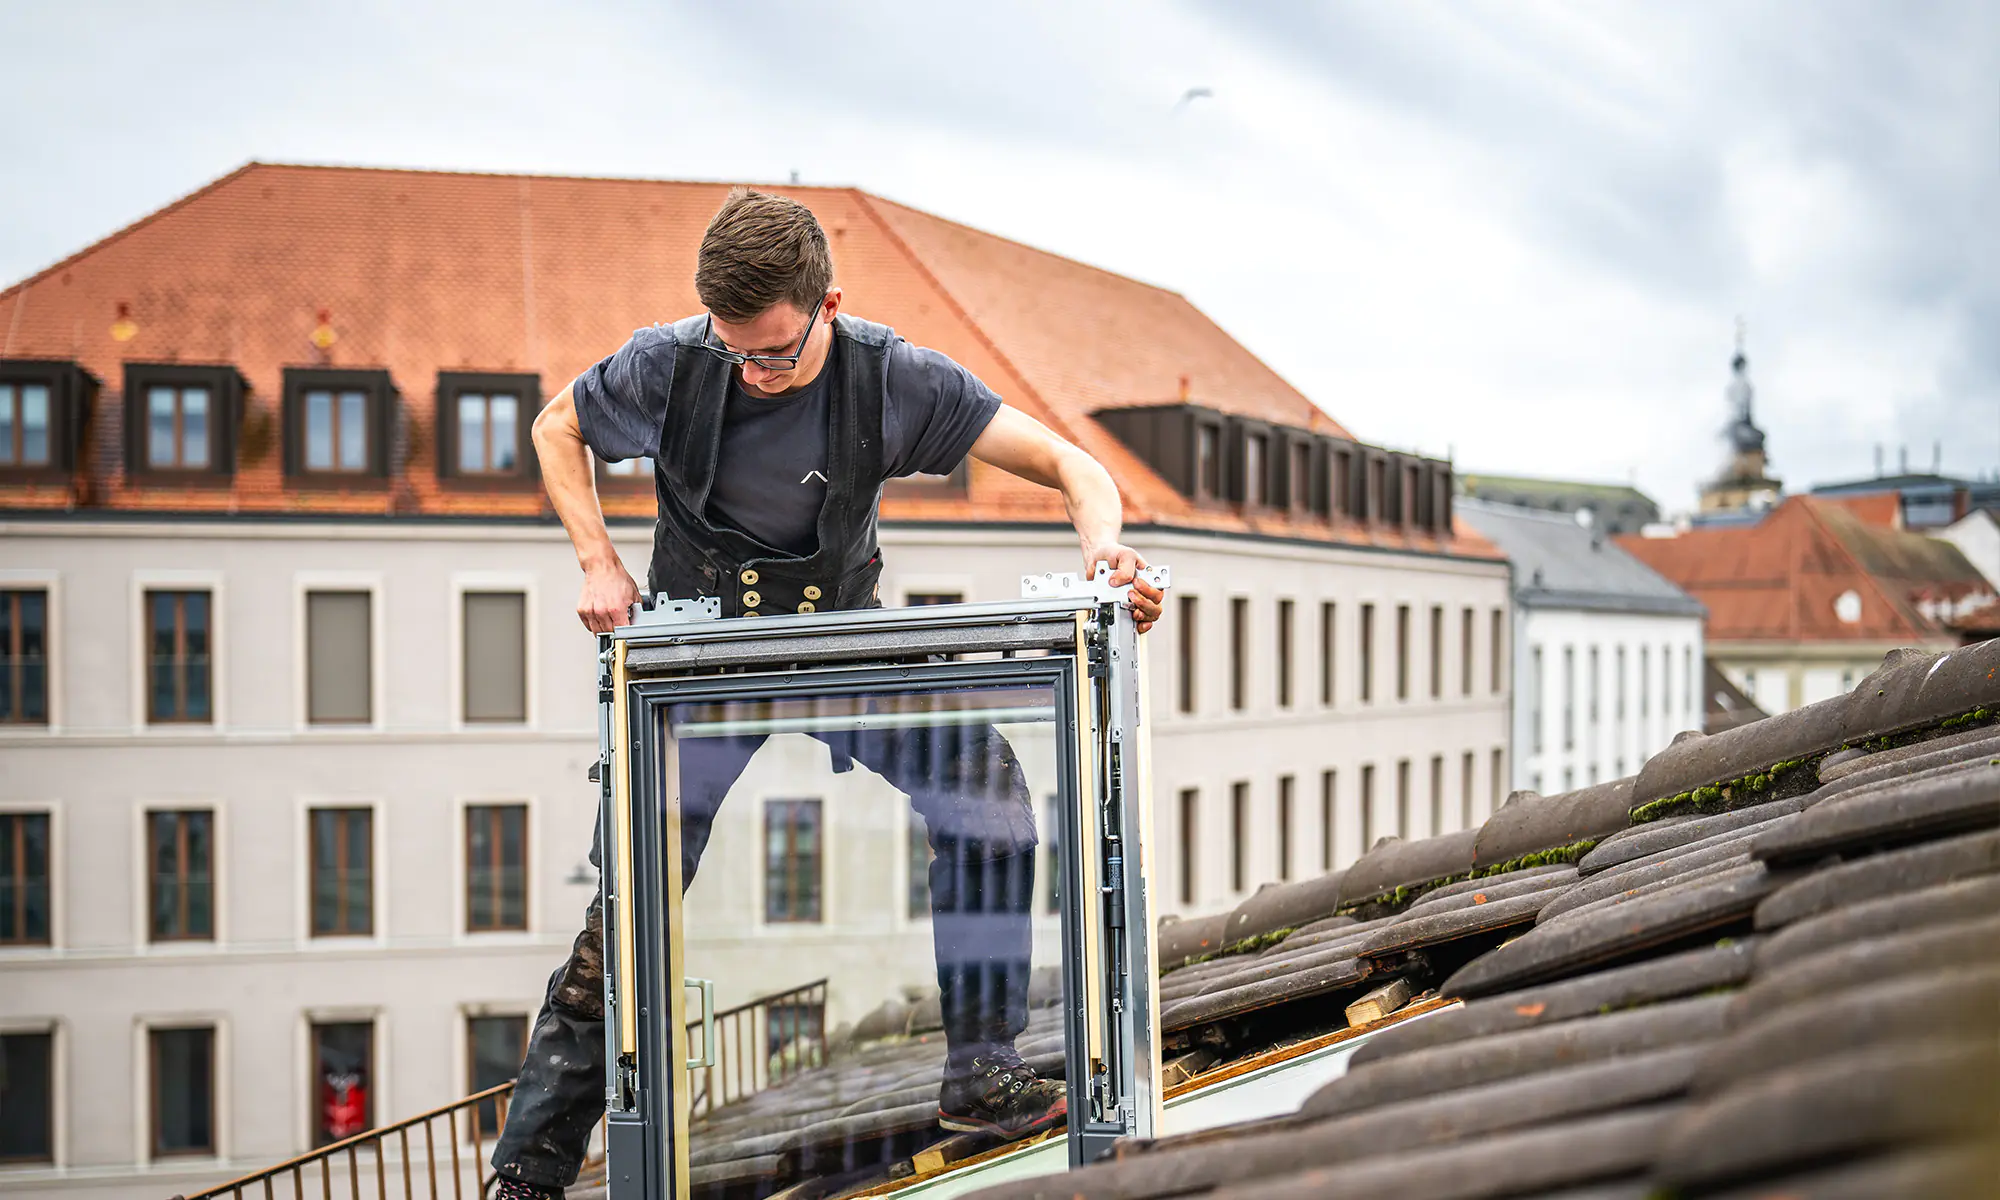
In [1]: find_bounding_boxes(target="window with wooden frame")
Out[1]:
[764,799,823,924]
[1229,598,1248,711]
[1320,770,1336,869]
[1429,605,1444,699]
[124,363,244,479]
[0,360,94,482]
[145,590,211,724]
[1177,595,1198,714]
[1277,774,1294,881]
[437,372,538,483]
[150,1025,215,1157]
[0,812,51,946]
[311,1021,374,1147]
[1331,447,1354,518]
[1359,603,1375,704]
[1360,764,1375,852]
[1395,604,1411,701]
[1244,434,1269,506]
[1461,607,1475,697]
[1319,601,1336,706]
[465,804,529,933]
[1429,755,1444,836]
[1462,751,1476,831]
[309,807,373,937]
[1289,442,1313,512]
[0,1029,54,1163]
[1276,598,1294,708]
[1194,422,1221,500]
[1396,758,1411,839]
[283,368,394,481]
[1491,608,1505,694]
[1,588,49,725]
[1229,781,1248,892]
[1178,788,1199,905]
[468,1014,529,1136]
[147,809,214,942]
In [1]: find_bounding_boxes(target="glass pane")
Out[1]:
[148,387,177,468]
[0,384,13,465]
[154,1028,214,1153]
[19,385,48,466]
[312,1022,374,1146]
[346,813,372,933]
[305,390,334,471]
[338,391,368,470]
[491,395,518,471]
[459,394,487,474]
[186,813,213,938]
[0,1032,54,1161]
[667,678,1070,1196]
[182,388,209,469]
[469,1016,526,1136]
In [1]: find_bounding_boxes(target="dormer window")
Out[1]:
[124,364,244,479]
[1290,443,1312,511]
[0,360,94,482]
[284,368,395,482]
[437,372,538,484]
[1245,433,1268,506]
[1,382,50,468]
[1196,424,1220,499]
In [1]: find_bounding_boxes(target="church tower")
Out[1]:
[1699,324,1784,513]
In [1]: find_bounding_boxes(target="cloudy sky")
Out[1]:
[3,0,1994,510]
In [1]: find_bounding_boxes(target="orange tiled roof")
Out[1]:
[1615,495,1987,644]
[1816,490,1901,528]
[0,163,1495,559]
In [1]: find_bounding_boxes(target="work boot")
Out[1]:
[495,1176,562,1200]
[938,1050,1067,1139]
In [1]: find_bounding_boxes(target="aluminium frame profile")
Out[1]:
[594,586,1162,1198]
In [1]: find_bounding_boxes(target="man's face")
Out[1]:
[710,290,839,396]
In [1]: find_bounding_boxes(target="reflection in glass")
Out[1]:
[671,681,1069,1197]
[20,384,48,466]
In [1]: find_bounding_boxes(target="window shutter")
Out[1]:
[463,592,527,722]
[307,592,371,723]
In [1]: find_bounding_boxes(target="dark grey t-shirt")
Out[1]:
[572,327,1003,556]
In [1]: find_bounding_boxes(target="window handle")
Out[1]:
[685,977,716,1070]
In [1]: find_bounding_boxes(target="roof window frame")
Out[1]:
[282,367,397,487]
[123,362,246,484]
[434,371,541,490]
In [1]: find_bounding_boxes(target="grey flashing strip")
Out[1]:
[674,705,1057,738]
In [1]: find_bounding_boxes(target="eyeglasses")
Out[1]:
[698,299,825,372]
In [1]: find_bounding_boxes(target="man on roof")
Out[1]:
[490,187,1165,1200]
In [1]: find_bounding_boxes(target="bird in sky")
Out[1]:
[1173,87,1214,110]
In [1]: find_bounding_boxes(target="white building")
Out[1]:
[1938,508,2000,592]
[0,164,1510,1199]
[1459,499,1705,792]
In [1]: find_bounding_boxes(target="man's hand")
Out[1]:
[577,559,642,634]
[1085,543,1165,634]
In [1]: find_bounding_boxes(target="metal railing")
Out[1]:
[688,978,828,1118]
[173,1083,522,1200]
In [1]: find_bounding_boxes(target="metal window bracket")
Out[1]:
[1022,564,1171,604]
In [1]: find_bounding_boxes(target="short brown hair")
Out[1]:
[695,188,833,324]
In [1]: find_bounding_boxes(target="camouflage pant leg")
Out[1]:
[491,899,605,1188]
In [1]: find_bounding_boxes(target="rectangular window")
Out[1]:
[306,591,371,725]
[1230,782,1249,892]
[468,1015,528,1137]
[1319,601,1336,706]
[765,1000,825,1069]
[1617,647,1628,720]
[1196,425,1220,499]
[0,812,51,946]
[1429,605,1443,699]
[310,807,373,937]
[146,384,212,470]
[1492,748,1504,810]
[1320,770,1336,870]
[147,810,214,942]
[1395,605,1410,701]
[905,592,964,607]
[311,1021,374,1147]
[1461,751,1475,831]
[1531,646,1545,754]
[1589,646,1601,727]
[1429,755,1444,835]
[1396,759,1410,838]
[465,804,529,932]
[1490,608,1504,693]
[1360,764,1375,851]
[145,590,212,724]
[1563,646,1575,750]
[150,1026,215,1157]
[456,392,521,475]
[1276,599,1294,708]
[0,1030,54,1163]
[0,381,52,467]
[305,389,371,473]
[463,591,527,723]
[1640,647,1651,720]
[1662,643,1673,724]
[907,812,931,919]
[1290,443,1312,510]
[1277,775,1294,881]
[1333,451,1352,516]
[1229,598,1248,712]
[1460,607,1473,696]
[1245,434,1268,506]
[1685,648,1694,725]
[1359,604,1375,703]
[1177,595,1198,714]
[1178,788,1198,905]
[765,799,823,923]
[0,589,48,725]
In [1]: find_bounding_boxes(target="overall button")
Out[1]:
[740,568,760,586]
[802,585,822,601]
[797,601,816,613]
[743,610,762,618]
[742,590,762,608]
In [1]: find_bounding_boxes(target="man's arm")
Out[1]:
[968,404,1165,632]
[533,384,642,634]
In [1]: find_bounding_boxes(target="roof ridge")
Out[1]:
[848,190,1155,523]
[1,161,263,301]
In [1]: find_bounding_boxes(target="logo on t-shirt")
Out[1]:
[801,470,828,484]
